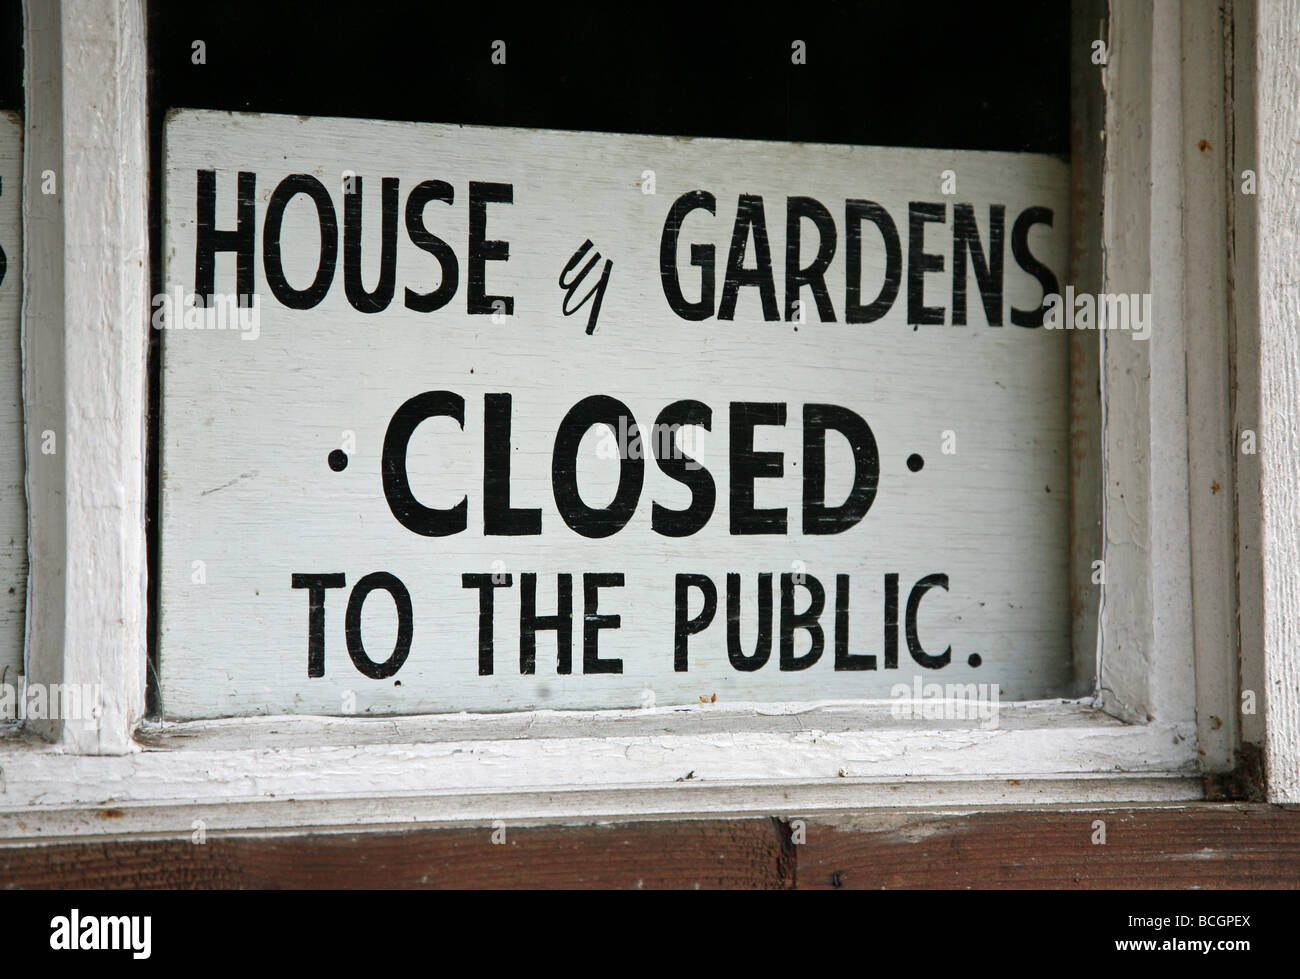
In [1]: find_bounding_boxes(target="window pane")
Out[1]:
[149,3,1076,719]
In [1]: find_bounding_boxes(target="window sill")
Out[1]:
[0,699,1201,841]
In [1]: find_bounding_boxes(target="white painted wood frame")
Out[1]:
[1249,0,1300,803]
[0,0,1284,839]
[19,0,147,754]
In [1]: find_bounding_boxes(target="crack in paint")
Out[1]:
[200,471,259,497]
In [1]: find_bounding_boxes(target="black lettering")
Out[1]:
[520,573,573,674]
[291,572,346,677]
[802,403,879,534]
[884,572,899,669]
[484,393,542,535]
[552,396,644,538]
[659,190,716,320]
[462,573,513,675]
[730,402,786,534]
[468,181,513,315]
[651,400,715,537]
[727,572,773,671]
[952,204,1005,326]
[674,574,717,672]
[404,179,459,313]
[343,176,400,313]
[1010,206,1059,328]
[780,572,824,670]
[344,572,413,680]
[719,195,778,321]
[845,200,901,324]
[834,574,876,670]
[559,239,613,335]
[583,573,624,674]
[906,573,951,668]
[381,390,468,537]
[263,174,338,310]
[907,202,946,326]
[785,196,837,322]
[195,169,256,305]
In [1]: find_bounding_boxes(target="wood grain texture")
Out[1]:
[1,805,1298,889]
[19,0,68,734]
[0,113,21,681]
[1181,0,1239,773]
[0,712,1201,819]
[1231,0,1268,757]
[1255,0,1300,802]
[1094,0,1156,725]
[22,0,150,751]
[159,110,1074,719]
[1066,0,1104,700]
[797,804,1300,889]
[1095,0,1200,731]
[0,818,794,889]
[58,0,150,751]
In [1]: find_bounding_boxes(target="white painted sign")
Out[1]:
[160,110,1071,719]
[0,113,22,681]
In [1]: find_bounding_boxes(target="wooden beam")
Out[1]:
[0,818,794,889]
[1253,0,1300,804]
[796,804,1300,889]
[1,805,1298,888]
[22,0,149,751]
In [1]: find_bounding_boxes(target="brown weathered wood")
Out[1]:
[0,818,794,889]
[2,805,1299,889]
[796,804,1300,889]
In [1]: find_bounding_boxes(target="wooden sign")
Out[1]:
[159,110,1071,719]
[0,113,22,680]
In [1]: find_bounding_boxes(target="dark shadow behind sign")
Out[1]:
[146,2,1069,152]
[143,0,1070,716]
[0,0,19,114]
